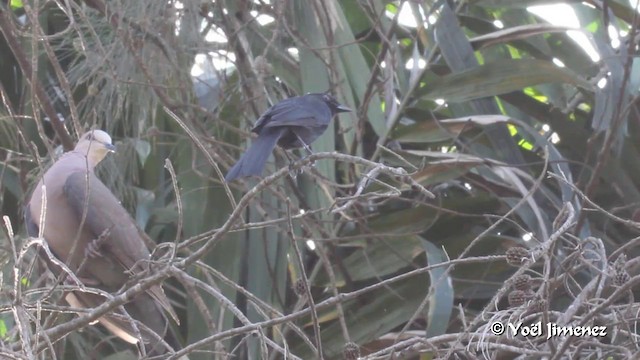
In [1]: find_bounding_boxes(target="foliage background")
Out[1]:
[1,0,640,359]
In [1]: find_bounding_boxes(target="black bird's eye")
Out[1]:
[85,133,94,141]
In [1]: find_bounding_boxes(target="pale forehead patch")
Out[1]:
[82,130,113,145]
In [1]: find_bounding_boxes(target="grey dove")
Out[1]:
[25,130,180,354]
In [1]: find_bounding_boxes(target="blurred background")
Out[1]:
[1,0,640,359]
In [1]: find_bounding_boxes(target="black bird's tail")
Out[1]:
[225,128,284,182]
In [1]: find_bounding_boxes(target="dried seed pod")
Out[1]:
[512,274,532,291]
[506,247,530,267]
[614,270,630,287]
[343,342,360,360]
[293,278,307,297]
[508,290,528,307]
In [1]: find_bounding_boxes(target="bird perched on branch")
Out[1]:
[25,130,180,354]
[224,92,351,181]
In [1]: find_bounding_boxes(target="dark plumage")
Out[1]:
[225,92,351,181]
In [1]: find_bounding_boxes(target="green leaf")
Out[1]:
[132,186,155,230]
[294,273,431,358]
[421,237,453,338]
[419,59,593,102]
[315,235,422,286]
[132,139,152,166]
[0,163,22,199]
[392,115,511,143]
[101,351,138,360]
[10,0,23,10]
[471,0,581,7]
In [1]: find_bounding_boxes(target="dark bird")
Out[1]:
[25,130,180,354]
[225,92,351,181]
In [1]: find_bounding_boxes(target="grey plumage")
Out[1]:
[25,130,179,353]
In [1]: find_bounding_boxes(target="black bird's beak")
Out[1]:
[336,104,351,113]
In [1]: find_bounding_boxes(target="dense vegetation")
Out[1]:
[2,0,640,359]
